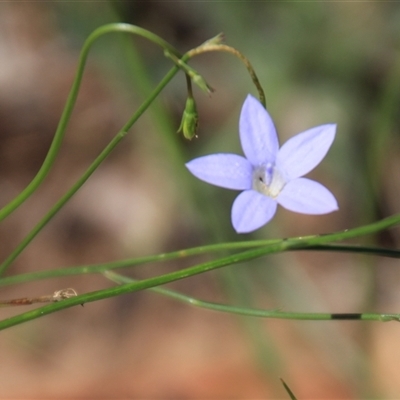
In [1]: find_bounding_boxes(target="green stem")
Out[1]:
[0,239,278,287]
[280,379,298,400]
[1,241,400,288]
[0,23,186,223]
[104,271,399,322]
[0,64,182,276]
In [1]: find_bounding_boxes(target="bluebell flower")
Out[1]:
[186,94,338,233]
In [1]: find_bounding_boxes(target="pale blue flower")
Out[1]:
[186,94,338,233]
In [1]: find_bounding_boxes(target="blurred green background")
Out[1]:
[1,1,400,398]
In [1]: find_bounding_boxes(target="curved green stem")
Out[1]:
[0,23,186,223]
[0,28,220,275]
[186,42,266,107]
[0,64,182,276]
[104,271,400,322]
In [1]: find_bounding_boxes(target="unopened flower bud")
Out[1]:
[178,97,199,140]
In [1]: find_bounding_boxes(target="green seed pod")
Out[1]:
[178,97,199,140]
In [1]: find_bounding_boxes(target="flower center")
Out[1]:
[252,163,286,198]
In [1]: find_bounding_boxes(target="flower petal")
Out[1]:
[231,190,277,233]
[276,124,336,180]
[186,154,252,190]
[239,94,279,166]
[276,178,338,214]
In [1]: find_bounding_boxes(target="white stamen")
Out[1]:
[252,163,286,198]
